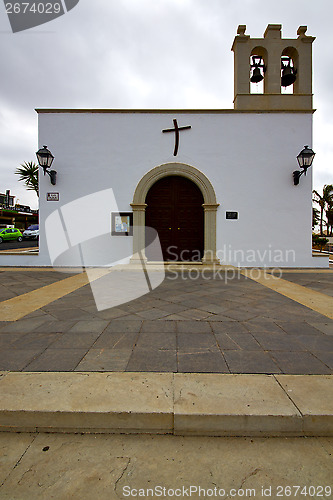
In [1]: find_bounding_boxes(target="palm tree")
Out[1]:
[313,184,333,235]
[326,203,333,236]
[15,161,39,197]
[312,207,320,230]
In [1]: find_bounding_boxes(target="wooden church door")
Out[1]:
[145,176,204,261]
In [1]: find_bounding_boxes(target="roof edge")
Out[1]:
[35,108,315,114]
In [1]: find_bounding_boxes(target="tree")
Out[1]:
[326,204,333,236]
[312,234,329,252]
[312,207,320,230]
[313,184,333,235]
[15,161,39,197]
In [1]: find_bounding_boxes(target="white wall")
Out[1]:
[1,110,326,268]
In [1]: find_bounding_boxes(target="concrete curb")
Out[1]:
[0,372,332,437]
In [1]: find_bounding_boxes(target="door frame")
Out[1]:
[130,162,220,264]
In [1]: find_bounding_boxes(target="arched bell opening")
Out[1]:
[250,47,267,95]
[281,47,299,94]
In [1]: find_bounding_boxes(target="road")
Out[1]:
[0,239,38,250]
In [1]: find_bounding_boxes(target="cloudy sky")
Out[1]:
[0,0,332,210]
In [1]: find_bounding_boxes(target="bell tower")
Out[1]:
[231,24,315,111]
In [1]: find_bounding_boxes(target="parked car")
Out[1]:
[0,228,23,243]
[22,224,39,240]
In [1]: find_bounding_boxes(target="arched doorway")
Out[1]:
[145,176,204,261]
[131,162,219,264]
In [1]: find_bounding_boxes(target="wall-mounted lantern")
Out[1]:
[293,145,315,185]
[36,145,57,185]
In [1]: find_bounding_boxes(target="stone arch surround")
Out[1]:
[130,162,220,263]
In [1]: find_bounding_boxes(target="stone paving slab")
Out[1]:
[242,269,333,320]
[0,372,174,434]
[0,372,332,436]
[0,269,108,321]
[278,271,333,297]
[276,375,333,435]
[174,373,302,436]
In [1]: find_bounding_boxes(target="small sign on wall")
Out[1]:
[111,212,133,236]
[46,192,59,201]
[226,211,238,220]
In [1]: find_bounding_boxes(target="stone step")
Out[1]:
[0,372,332,436]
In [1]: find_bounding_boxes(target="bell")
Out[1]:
[250,67,264,83]
[281,66,297,87]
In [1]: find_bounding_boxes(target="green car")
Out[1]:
[0,228,23,243]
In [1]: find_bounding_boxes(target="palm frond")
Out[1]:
[15,161,39,197]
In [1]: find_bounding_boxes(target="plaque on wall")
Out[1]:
[111,212,133,236]
[226,211,238,220]
[46,192,59,201]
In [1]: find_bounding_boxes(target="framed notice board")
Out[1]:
[111,212,133,236]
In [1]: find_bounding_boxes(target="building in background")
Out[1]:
[0,190,38,230]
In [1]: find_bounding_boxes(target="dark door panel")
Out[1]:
[145,176,204,261]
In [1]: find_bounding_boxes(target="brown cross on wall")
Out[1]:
[162,119,191,156]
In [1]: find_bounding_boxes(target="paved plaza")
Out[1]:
[0,266,332,498]
[0,267,332,374]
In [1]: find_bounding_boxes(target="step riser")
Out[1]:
[1,372,332,437]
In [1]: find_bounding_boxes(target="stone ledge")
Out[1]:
[0,372,331,437]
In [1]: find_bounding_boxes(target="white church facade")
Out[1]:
[1,24,329,268]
